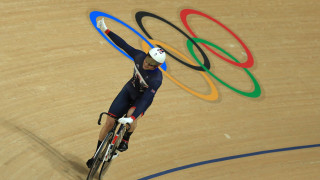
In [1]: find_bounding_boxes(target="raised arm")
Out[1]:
[97,18,141,58]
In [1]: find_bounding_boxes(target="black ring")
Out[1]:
[135,11,210,71]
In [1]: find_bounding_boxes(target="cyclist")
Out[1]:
[86,18,166,168]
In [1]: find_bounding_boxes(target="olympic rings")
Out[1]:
[89,11,168,71]
[141,39,218,101]
[180,9,254,68]
[187,38,261,98]
[90,10,261,100]
[135,11,210,71]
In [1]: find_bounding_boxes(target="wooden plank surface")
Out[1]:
[0,0,319,179]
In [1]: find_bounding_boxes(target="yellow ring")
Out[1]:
[142,39,218,101]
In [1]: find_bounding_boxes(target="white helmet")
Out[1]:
[148,47,166,65]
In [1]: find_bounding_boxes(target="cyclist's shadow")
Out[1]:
[2,120,88,180]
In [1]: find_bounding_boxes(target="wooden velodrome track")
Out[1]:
[1,0,319,179]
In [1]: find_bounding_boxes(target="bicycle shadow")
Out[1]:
[66,155,101,180]
[1,120,88,180]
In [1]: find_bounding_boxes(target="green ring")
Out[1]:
[187,38,261,98]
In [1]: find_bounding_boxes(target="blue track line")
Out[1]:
[138,144,320,180]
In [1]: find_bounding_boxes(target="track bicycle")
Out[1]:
[87,112,130,180]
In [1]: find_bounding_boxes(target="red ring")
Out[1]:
[180,9,254,68]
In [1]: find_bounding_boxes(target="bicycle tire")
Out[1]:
[87,131,114,180]
[98,153,114,179]
[99,127,127,179]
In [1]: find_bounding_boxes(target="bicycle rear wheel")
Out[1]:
[87,131,114,180]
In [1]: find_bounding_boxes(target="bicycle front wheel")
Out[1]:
[99,149,117,179]
[99,126,127,179]
[87,131,114,180]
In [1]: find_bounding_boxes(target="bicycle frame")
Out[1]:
[87,112,131,180]
[96,112,130,162]
[102,123,126,162]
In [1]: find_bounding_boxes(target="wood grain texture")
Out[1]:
[1,0,319,179]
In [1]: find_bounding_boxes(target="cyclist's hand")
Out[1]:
[97,18,108,32]
[119,117,133,124]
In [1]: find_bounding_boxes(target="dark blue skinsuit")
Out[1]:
[105,30,163,120]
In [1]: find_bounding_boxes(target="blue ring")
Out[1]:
[89,11,167,71]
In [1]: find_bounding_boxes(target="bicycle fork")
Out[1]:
[103,124,126,162]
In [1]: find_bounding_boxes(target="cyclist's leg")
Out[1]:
[87,86,132,168]
[99,86,132,141]
[126,94,152,133]
[98,115,116,141]
[118,107,144,152]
